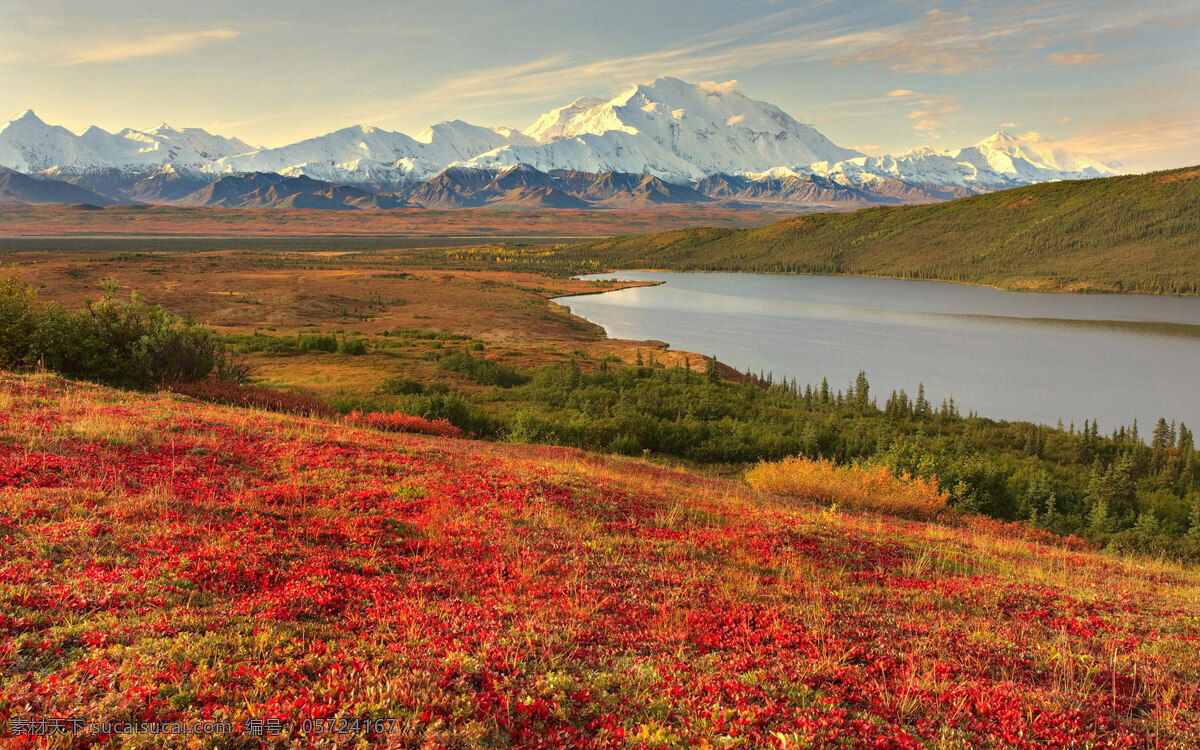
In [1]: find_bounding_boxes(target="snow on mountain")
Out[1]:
[214,120,535,183]
[0,110,252,173]
[1,82,1121,203]
[522,97,607,142]
[967,131,1115,180]
[473,77,863,182]
[413,119,537,161]
[809,131,1118,191]
[211,124,420,181]
[0,110,107,173]
[76,123,253,169]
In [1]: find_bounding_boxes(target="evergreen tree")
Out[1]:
[1088,499,1112,534]
[705,355,720,384]
[1134,511,1161,536]
[854,371,870,411]
[1152,417,1171,451]
[1186,495,1200,546]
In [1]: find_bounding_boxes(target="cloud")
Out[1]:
[366,10,884,125]
[1047,106,1200,171]
[834,1,1198,74]
[1000,122,1017,128]
[66,29,238,65]
[887,89,916,97]
[905,97,961,138]
[1045,51,1111,66]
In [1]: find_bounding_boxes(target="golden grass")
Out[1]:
[65,412,147,445]
[746,455,949,520]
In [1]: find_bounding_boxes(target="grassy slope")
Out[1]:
[2,372,1199,747]
[576,166,1200,294]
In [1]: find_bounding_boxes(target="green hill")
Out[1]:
[576,166,1200,294]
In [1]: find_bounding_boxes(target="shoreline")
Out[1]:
[569,267,1200,299]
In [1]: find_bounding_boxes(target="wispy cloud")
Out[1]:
[1045,51,1111,67]
[908,97,962,138]
[834,1,1197,74]
[372,0,1200,130]
[1044,106,1200,171]
[67,29,238,64]
[362,8,894,125]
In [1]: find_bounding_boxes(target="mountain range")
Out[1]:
[0,77,1118,210]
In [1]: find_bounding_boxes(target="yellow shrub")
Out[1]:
[746,455,948,520]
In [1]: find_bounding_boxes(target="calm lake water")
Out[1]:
[557,272,1200,429]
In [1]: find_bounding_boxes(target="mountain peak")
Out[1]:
[695,79,742,95]
[8,109,44,125]
[977,130,1022,146]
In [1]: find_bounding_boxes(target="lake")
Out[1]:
[556,272,1200,430]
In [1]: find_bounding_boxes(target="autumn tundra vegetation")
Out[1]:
[1,245,1200,747]
[2,372,1199,748]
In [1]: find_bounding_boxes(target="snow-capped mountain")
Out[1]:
[212,120,535,184]
[805,131,1116,191]
[0,110,252,173]
[0,77,1122,209]
[469,77,863,182]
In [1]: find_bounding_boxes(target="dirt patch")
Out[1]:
[1155,167,1200,185]
[999,196,1035,210]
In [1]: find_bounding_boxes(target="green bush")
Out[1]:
[376,376,425,395]
[0,271,233,389]
[298,334,338,353]
[337,337,369,356]
[437,351,530,388]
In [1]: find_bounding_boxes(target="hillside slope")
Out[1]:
[2,373,1198,747]
[576,166,1200,294]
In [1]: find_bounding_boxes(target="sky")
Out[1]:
[2,0,1198,171]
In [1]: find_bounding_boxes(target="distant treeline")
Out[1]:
[554,166,1200,294]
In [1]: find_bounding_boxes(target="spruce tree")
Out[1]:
[1186,495,1200,546]
[855,371,870,411]
[705,355,720,384]
[1152,418,1171,451]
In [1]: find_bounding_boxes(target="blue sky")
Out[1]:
[2,0,1198,170]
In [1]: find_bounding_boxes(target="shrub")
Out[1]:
[376,376,425,395]
[337,337,369,356]
[746,455,949,520]
[437,351,530,387]
[0,270,231,389]
[345,410,463,438]
[297,334,338,353]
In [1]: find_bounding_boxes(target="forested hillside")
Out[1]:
[575,166,1200,294]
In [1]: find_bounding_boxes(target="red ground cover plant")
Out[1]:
[345,410,464,438]
[1,372,1198,748]
[169,379,336,418]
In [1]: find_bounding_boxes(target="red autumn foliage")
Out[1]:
[168,378,336,417]
[345,410,463,438]
[1,373,1198,748]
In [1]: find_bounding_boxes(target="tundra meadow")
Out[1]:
[2,373,1198,748]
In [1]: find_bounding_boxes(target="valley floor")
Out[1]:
[2,372,1199,747]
